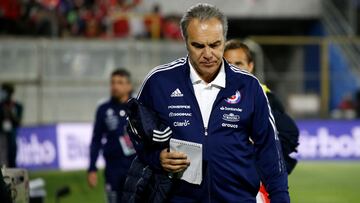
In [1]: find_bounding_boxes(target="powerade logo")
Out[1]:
[17,134,57,166]
[296,126,360,159]
[168,105,191,109]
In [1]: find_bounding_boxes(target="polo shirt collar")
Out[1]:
[189,59,226,88]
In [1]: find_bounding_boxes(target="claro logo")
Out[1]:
[173,120,191,127]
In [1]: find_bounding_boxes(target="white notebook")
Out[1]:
[169,138,203,185]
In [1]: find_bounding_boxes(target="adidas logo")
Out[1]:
[170,88,183,97]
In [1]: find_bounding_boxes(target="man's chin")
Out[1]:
[200,64,220,72]
[202,64,216,69]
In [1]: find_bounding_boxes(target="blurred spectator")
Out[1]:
[338,93,355,110]
[0,0,22,34]
[0,83,23,168]
[83,6,105,37]
[22,0,53,36]
[144,4,162,39]
[162,15,182,40]
[110,12,130,38]
[107,0,144,38]
[58,0,89,36]
[332,93,356,119]
[0,0,185,40]
[355,89,360,118]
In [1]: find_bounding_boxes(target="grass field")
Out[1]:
[29,161,360,203]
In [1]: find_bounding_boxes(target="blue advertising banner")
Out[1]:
[16,123,104,171]
[295,120,360,160]
[16,125,59,170]
[14,120,360,171]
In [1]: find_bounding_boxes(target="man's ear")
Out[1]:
[248,62,255,74]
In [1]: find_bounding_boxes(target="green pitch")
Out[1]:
[288,161,360,203]
[29,161,360,203]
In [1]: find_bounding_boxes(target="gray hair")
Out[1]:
[180,3,228,41]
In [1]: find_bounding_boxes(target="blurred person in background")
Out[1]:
[162,15,182,40]
[0,0,21,35]
[356,89,360,118]
[331,93,356,119]
[21,0,54,36]
[224,40,299,203]
[144,3,162,39]
[108,0,142,38]
[0,83,23,168]
[58,0,96,37]
[1,0,172,39]
[87,69,136,203]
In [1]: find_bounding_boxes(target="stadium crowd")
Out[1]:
[0,0,182,39]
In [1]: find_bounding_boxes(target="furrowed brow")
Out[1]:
[191,42,205,48]
[209,40,221,46]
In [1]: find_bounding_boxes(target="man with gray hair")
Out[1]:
[136,3,290,202]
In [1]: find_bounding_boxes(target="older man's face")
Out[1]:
[186,18,225,79]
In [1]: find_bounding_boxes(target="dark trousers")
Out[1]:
[7,134,17,168]
[104,156,134,203]
[0,133,17,168]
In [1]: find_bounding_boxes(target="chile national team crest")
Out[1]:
[225,90,241,104]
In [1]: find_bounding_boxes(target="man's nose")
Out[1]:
[203,47,213,60]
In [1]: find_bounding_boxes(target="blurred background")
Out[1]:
[0,0,359,202]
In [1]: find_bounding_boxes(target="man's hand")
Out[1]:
[87,171,97,188]
[160,148,190,173]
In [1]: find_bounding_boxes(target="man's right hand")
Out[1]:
[87,171,97,188]
[160,148,190,173]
